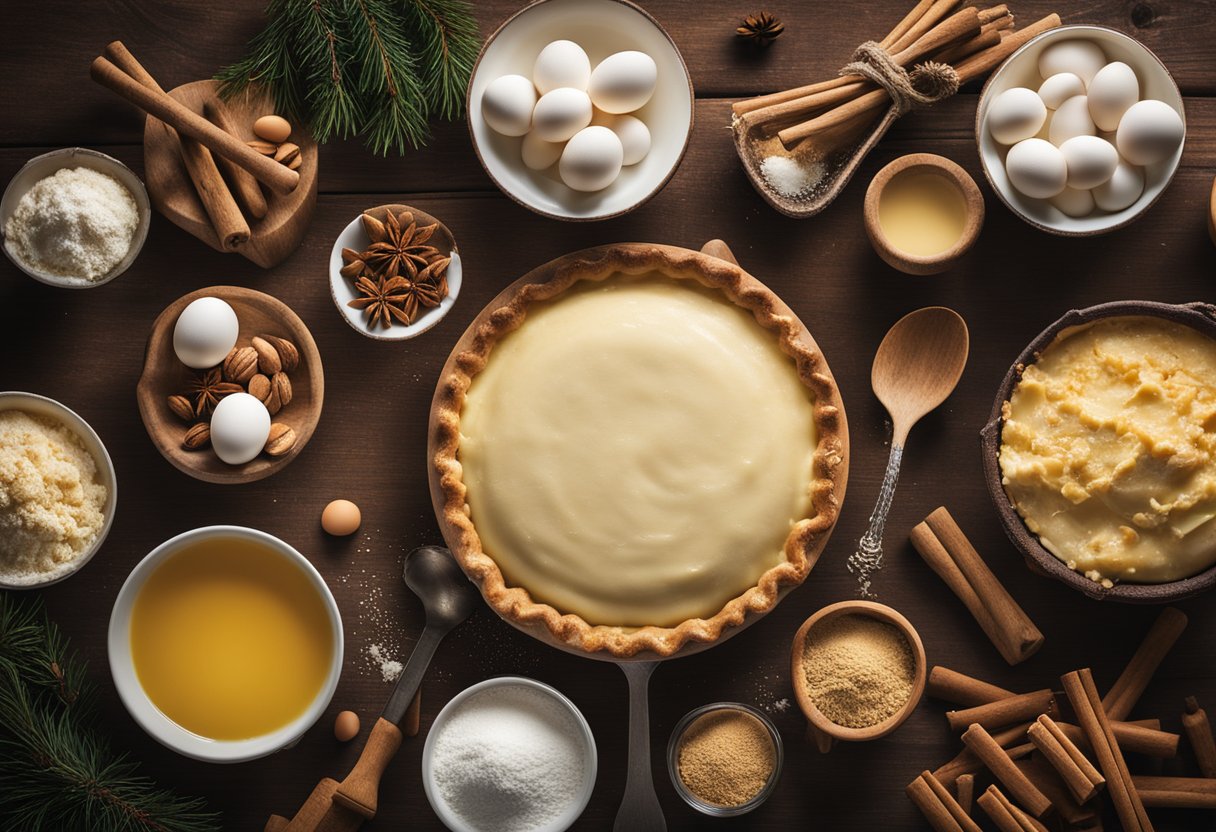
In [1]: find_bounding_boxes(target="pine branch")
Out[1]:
[405,0,480,121]
[0,595,220,832]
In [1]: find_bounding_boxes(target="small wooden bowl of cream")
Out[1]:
[790,600,926,752]
[864,153,984,275]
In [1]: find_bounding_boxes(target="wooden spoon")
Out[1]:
[846,307,968,597]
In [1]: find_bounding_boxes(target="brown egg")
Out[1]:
[253,114,292,143]
[334,710,360,742]
[322,499,361,536]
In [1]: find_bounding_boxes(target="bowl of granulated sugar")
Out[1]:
[422,676,597,832]
[1,148,151,288]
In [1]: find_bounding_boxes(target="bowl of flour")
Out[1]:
[1,147,151,288]
[422,676,597,832]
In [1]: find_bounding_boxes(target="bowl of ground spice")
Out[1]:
[668,702,782,816]
[791,600,926,751]
[0,392,116,588]
[1,147,150,288]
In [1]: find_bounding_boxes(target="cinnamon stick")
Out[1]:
[880,0,940,49]
[910,508,1044,665]
[961,723,1053,818]
[929,666,1016,707]
[1103,607,1187,721]
[907,770,984,832]
[888,0,960,54]
[204,99,269,221]
[978,785,1049,832]
[1183,697,1216,777]
[1133,775,1216,809]
[955,773,975,815]
[1055,720,1180,759]
[91,52,298,195]
[1015,755,1099,829]
[1062,669,1153,832]
[1027,714,1105,804]
[946,689,1056,733]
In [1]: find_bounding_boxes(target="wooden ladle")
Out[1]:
[846,307,968,597]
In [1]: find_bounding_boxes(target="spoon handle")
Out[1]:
[847,443,904,598]
[614,661,666,832]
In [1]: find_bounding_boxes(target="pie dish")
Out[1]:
[430,243,847,657]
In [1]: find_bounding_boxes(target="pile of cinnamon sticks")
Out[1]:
[732,1,1060,152]
[909,608,1216,831]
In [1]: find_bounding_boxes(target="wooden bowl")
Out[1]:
[790,600,927,752]
[863,153,984,276]
[1208,175,1215,247]
[980,300,1216,603]
[327,204,462,341]
[136,286,324,484]
[143,80,318,269]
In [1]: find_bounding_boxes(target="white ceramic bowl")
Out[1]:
[422,676,598,832]
[108,526,343,763]
[0,392,117,589]
[468,0,694,221]
[0,147,151,286]
[977,25,1185,236]
[328,213,462,342]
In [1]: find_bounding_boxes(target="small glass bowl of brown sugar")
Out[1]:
[667,702,783,816]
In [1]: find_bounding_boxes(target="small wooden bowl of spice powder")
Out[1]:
[668,703,783,816]
[791,600,926,752]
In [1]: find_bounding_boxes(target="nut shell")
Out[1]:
[274,142,300,166]
[247,373,271,403]
[167,394,195,423]
[265,423,296,456]
[182,422,211,450]
[246,139,278,155]
[265,386,283,416]
[263,334,300,372]
[251,336,282,375]
[223,347,259,384]
[272,372,293,408]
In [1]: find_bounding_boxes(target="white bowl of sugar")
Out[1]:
[422,676,597,832]
[1,147,151,288]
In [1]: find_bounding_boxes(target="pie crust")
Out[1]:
[431,244,847,657]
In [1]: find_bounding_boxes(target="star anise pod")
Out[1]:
[736,12,784,48]
[186,368,243,416]
[339,247,366,280]
[417,256,451,297]
[348,275,413,329]
[361,210,442,280]
[397,277,444,324]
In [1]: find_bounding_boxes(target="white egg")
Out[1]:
[559,126,623,191]
[173,297,239,369]
[1051,186,1096,218]
[1116,99,1184,166]
[1093,160,1145,211]
[521,131,564,170]
[210,393,271,465]
[1048,95,1096,145]
[481,74,536,136]
[1087,62,1140,132]
[533,40,591,94]
[1059,135,1119,189]
[531,87,593,142]
[1038,39,1107,86]
[986,87,1047,145]
[603,114,651,165]
[1037,73,1086,109]
[589,51,657,114]
[1005,138,1068,199]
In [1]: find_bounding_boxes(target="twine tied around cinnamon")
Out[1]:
[839,41,960,116]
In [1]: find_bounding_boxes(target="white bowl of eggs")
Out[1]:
[976,25,1185,236]
[468,0,693,221]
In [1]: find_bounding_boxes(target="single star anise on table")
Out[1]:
[186,368,243,416]
[736,12,784,48]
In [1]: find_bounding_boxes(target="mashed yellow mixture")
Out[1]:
[1000,316,1216,585]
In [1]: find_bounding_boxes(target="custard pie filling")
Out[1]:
[459,274,818,627]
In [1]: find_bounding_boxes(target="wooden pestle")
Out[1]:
[91,52,299,195]
[204,99,269,221]
[102,42,249,250]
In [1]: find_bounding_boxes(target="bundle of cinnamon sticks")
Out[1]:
[732,1,1060,151]
[909,608,1216,831]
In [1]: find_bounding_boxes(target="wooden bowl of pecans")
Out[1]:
[136,286,324,484]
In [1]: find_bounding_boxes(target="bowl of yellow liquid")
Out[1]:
[108,526,342,762]
[863,153,984,276]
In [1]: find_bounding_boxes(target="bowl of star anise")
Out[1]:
[329,204,461,341]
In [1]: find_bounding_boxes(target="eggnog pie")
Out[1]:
[432,245,846,656]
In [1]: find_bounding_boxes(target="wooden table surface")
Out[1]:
[3,2,1215,830]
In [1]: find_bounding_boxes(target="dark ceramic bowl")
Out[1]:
[981,300,1216,603]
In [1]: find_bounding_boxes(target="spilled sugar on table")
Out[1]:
[2,1,1216,830]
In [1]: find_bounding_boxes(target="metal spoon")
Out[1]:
[331,545,482,819]
[613,661,665,832]
[847,307,969,598]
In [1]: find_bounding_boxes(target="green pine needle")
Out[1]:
[0,594,220,832]
[216,0,481,155]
